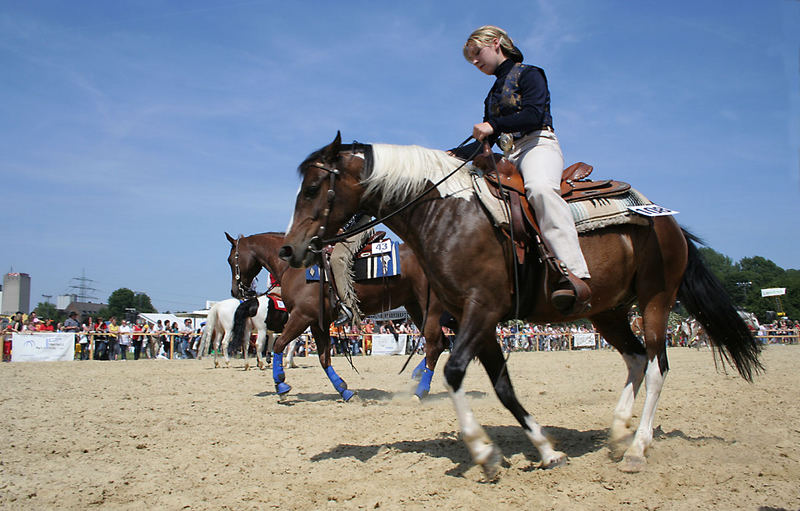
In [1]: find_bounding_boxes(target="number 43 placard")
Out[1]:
[627,204,679,217]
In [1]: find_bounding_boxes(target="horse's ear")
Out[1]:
[225,232,236,245]
[322,131,342,163]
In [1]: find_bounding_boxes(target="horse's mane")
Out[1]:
[364,144,474,209]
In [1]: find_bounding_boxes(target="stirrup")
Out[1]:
[550,278,591,315]
[334,304,353,326]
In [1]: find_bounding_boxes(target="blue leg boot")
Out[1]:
[272,353,291,395]
[414,367,434,399]
[411,358,427,381]
[325,366,355,401]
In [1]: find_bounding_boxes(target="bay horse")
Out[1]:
[279,133,762,477]
[225,232,448,400]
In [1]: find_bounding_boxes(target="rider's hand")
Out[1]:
[473,122,494,141]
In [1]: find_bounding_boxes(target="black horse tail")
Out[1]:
[677,230,764,381]
[228,297,260,356]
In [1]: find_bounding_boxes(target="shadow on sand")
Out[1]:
[309,424,607,477]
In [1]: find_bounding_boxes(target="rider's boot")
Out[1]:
[334,302,353,327]
[551,276,592,316]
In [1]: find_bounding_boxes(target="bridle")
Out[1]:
[233,236,256,299]
[305,162,341,258]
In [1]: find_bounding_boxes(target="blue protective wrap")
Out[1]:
[325,366,355,401]
[272,352,291,395]
[414,367,434,398]
[411,358,427,380]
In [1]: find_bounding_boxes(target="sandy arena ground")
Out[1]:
[1,345,799,510]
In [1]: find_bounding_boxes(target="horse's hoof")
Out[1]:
[275,382,292,395]
[479,446,504,482]
[540,451,568,470]
[341,389,356,402]
[608,432,633,460]
[619,455,646,473]
[410,394,422,403]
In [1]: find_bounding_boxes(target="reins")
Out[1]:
[309,137,481,248]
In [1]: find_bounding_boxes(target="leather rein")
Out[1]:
[307,138,481,251]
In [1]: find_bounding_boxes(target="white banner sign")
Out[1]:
[761,288,786,297]
[627,204,679,217]
[371,333,407,355]
[12,333,75,362]
[572,332,596,348]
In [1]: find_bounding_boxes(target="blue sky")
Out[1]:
[1,1,798,313]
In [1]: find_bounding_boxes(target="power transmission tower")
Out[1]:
[67,269,99,302]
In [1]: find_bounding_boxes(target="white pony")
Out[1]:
[196,297,297,370]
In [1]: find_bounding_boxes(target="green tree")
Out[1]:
[697,247,797,322]
[105,288,158,319]
[133,293,157,313]
[33,302,64,323]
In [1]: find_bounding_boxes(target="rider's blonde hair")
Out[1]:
[463,25,524,63]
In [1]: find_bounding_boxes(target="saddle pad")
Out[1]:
[267,294,286,311]
[472,176,653,234]
[306,241,402,282]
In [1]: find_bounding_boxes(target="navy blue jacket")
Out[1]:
[452,59,553,159]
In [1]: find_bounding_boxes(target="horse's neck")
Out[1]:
[250,235,290,280]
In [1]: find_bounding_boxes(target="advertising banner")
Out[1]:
[760,288,786,298]
[572,332,596,348]
[11,333,75,362]
[371,333,407,355]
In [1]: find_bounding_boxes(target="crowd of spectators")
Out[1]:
[1,312,201,361]
[3,311,798,362]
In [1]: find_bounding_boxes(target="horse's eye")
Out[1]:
[303,184,320,199]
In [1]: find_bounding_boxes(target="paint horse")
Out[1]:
[196,296,286,370]
[225,232,448,400]
[279,133,762,477]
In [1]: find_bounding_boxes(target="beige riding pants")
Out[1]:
[509,129,590,279]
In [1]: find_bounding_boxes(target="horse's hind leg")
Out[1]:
[254,326,267,370]
[590,310,648,459]
[285,338,298,368]
[405,301,446,399]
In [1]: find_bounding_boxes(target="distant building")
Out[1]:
[63,302,106,322]
[57,294,78,310]
[2,273,31,315]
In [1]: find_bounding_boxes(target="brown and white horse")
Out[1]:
[279,133,762,477]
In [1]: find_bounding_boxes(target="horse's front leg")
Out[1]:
[444,325,502,480]
[476,333,567,471]
[271,312,313,397]
[311,324,355,402]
